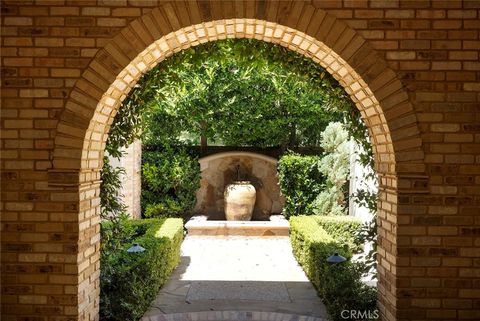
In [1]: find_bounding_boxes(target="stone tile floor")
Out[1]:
[142,236,328,320]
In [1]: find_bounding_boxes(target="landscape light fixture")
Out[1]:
[326,252,346,264]
[127,243,146,253]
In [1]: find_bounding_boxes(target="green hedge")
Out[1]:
[290,216,377,321]
[277,153,325,218]
[100,218,183,321]
[314,215,362,253]
[141,148,200,219]
[290,216,351,281]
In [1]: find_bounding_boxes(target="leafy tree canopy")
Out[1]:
[106,38,368,156]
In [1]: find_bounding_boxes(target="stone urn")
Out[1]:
[224,181,256,221]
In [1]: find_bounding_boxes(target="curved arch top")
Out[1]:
[52,2,423,181]
[46,2,429,321]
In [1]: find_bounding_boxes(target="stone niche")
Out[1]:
[194,152,285,220]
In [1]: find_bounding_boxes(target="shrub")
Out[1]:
[314,215,362,253]
[313,122,351,216]
[101,213,136,254]
[290,216,377,321]
[289,216,351,280]
[100,218,183,321]
[100,156,127,219]
[141,148,200,219]
[277,153,325,218]
[144,198,184,218]
[318,262,378,321]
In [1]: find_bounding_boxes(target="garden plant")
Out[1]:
[100,38,379,320]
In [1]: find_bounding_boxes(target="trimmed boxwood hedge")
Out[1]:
[100,218,183,321]
[290,216,377,321]
[313,215,362,253]
[290,216,351,281]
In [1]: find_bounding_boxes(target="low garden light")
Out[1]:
[326,252,346,264]
[127,243,146,253]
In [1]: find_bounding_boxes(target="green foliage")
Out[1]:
[313,122,351,216]
[289,216,351,279]
[99,157,135,253]
[100,156,127,219]
[352,184,378,276]
[278,123,352,218]
[100,218,183,321]
[318,262,378,321]
[314,216,362,253]
[101,213,136,255]
[102,35,378,285]
[144,200,184,219]
[355,218,378,276]
[346,114,378,277]
[106,71,160,158]
[277,153,325,218]
[290,216,377,321]
[105,37,371,221]
[350,144,378,277]
[116,38,349,149]
[141,148,200,219]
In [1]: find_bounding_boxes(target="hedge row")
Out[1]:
[100,218,183,321]
[290,216,377,321]
[313,215,362,253]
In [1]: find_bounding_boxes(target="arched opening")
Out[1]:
[99,36,380,319]
[50,10,424,321]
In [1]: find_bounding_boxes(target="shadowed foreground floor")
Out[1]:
[142,236,328,320]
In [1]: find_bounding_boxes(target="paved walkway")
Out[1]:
[142,236,328,320]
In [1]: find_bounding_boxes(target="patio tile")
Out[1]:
[143,236,328,319]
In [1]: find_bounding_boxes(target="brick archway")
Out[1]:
[48,4,424,321]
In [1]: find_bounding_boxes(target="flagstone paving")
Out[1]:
[142,236,328,320]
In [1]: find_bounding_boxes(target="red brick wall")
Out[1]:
[1,1,479,321]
